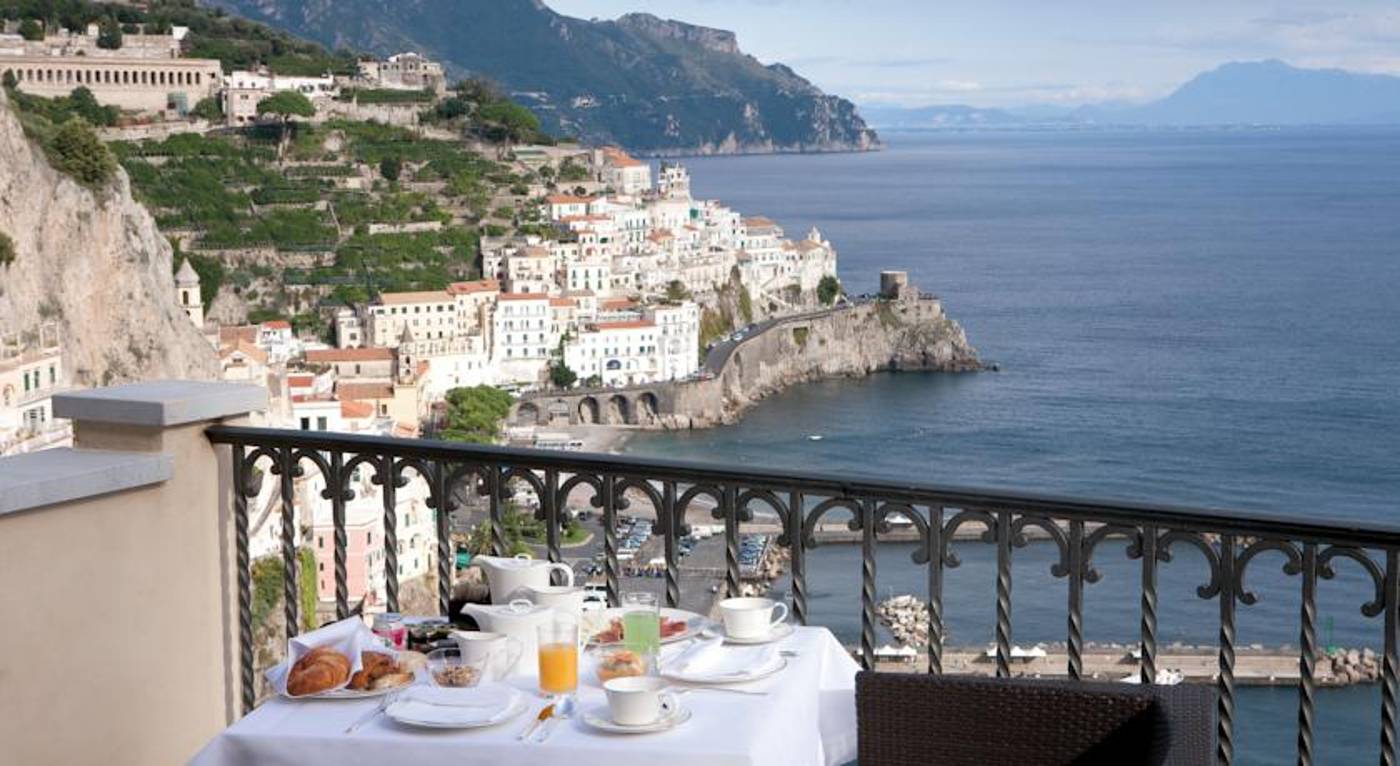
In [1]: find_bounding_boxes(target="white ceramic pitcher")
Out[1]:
[474,554,574,604]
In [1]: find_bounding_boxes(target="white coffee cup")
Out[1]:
[719,597,788,640]
[603,676,678,726]
[451,631,523,681]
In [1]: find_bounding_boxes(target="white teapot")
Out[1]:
[459,599,558,675]
[474,554,574,604]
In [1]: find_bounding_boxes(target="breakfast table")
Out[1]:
[190,625,860,766]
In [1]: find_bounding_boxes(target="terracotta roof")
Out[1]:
[219,340,267,365]
[603,148,644,168]
[416,360,430,376]
[393,420,420,439]
[593,320,654,331]
[549,297,577,308]
[306,347,393,363]
[448,279,500,295]
[288,373,315,386]
[260,320,291,330]
[378,290,451,305]
[647,229,674,242]
[337,381,395,400]
[600,297,638,310]
[339,400,374,419]
[219,325,258,344]
[743,216,778,230]
[498,292,550,302]
[546,194,595,205]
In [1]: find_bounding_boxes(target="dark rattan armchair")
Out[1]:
[856,672,1215,765]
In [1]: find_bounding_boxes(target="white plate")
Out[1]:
[311,682,411,700]
[585,607,709,646]
[661,656,787,685]
[702,622,794,645]
[580,702,692,734]
[386,684,526,729]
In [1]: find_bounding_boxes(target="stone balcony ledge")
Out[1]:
[0,448,172,516]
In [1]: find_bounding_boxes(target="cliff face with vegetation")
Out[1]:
[203,0,881,155]
[0,90,217,385]
[668,292,981,428]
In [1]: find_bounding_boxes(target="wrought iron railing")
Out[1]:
[206,424,1400,765]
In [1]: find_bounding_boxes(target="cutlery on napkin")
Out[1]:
[665,637,779,678]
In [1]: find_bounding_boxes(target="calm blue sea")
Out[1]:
[627,129,1400,764]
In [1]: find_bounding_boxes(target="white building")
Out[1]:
[648,303,701,381]
[492,293,555,384]
[598,148,651,196]
[0,327,69,456]
[563,319,661,387]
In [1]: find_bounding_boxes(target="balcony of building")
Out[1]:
[0,380,1395,764]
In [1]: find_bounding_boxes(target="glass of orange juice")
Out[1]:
[537,614,579,695]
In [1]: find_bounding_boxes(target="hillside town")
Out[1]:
[0,16,840,616]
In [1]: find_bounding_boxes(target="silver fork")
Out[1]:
[344,693,394,734]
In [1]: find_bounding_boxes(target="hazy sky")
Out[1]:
[547,0,1400,108]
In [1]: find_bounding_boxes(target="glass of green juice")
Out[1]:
[622,591,661,671]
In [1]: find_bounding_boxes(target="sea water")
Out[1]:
[625,128,1400,764]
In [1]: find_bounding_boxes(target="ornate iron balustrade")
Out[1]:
[206,424,1400,766]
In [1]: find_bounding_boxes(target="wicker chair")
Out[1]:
[855,672,1215,765]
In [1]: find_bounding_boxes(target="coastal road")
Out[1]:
[701,300,857,375]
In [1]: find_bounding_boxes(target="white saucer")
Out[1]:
[581,702,692,734]
[702,622,794,645]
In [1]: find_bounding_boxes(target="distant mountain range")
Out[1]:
[863,61,1400,129]
[200,0,879,155]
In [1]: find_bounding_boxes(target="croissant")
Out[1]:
[287,647,352,696]
[349,651,399,690]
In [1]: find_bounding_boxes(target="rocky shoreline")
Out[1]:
[876,594,1382,687]
[661,289,982,430]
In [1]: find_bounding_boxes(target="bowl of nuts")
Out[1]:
[425,646,486,688]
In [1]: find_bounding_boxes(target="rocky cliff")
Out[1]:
[668,291,981,428]
[0,90,218,386]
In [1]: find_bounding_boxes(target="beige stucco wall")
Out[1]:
[0,419,242,765]
[1,57,222,112]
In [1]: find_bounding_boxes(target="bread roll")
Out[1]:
[370,672,413,690]
[287,647,352,696]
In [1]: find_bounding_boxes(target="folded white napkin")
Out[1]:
[265,616,389,696]
[388,684,519,725]
[665,637,778,678]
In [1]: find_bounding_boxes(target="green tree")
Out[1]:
[190,96,223,122]
[18,19,44,42]
[2,70,16,90]
[738,285,754,324]
[256,90,316,160]
[439,385,514,444]
[379,155,402,182]
[665,279,691,302]
[477,101,540,144]
[549,360,577,389]
[817,274,842,306]
[96,18,122,50]
[49,118,116,187]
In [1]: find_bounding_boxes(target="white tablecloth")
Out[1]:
[190,626,859,766]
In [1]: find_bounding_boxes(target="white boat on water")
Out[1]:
[808,434,824,441]
[1119,668,1186,685]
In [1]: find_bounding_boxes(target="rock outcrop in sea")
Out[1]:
[664,286,981,428]
[0,90,218,385]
